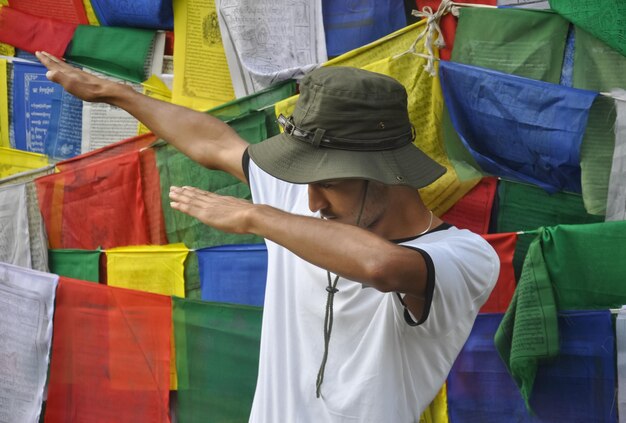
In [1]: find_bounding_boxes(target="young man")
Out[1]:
[37,52,499,422]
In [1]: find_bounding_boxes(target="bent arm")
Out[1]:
[36,51,248,182]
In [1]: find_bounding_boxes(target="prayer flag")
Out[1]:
[0,262,58,422]
[0,183,31,267]
[106,243,188,298]
[66,25,156,83]
[35,150,151,249]
[0,147,49,179]
[48,248,100,282]
[616,310,626,421]
[607,90,626,221]
[9,0,89,24]
[197,244,268,307]
[174,298,262,422]
[479,233,516,313]
[441,177,497,234]
[45,277,171,422]
[449,311,616,422]
[0,7,76,57]
[440,60,597,193]
[419,384,449,423]
[323,0,407,57]
[89,0,173,29]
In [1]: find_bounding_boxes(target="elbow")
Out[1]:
[366,259,400,293]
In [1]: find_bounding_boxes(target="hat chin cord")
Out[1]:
[316,181,369,398]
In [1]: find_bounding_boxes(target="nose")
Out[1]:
[308,184,328,213]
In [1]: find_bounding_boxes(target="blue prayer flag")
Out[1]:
[90,0,173,30]
[440,60,597,193]
[322,0,406,57]
[197,244,267,307]
[448,311,616,422]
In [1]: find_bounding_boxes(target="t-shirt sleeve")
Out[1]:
[410,232,499,336]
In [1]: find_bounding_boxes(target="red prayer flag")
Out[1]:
[45,277,171,422]
[442,177,498,234]
[36,150,151,249]
[10,0,88,25]
[414,0,497,60]
[0,7,76,57]
[480,232,517,313]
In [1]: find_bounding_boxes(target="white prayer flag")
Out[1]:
[0,183,31,268]
[606,89,626,221]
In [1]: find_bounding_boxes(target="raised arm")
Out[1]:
[35,51,248,182]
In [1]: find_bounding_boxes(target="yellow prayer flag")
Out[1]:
[172,0,235,110]
[0,59,9,148]
[139,75,173,135]
[106,243,188,298]
[419,383,449,423]
[0,42,14,57]
[0,147,49,178]
[81,0,100,25]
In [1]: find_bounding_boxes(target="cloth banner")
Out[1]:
[419,384,449,423]
[90,0,173,29]
[440,60,597,194]
[441,177,497,234]
[0,167,53,272]
[0,183,31,267]
[55,133,167,245]
[9,0,89,24]
[607,90,626,221]
[479,233,516,313]
[45,277,171,422]
[173,298,262,422]
[0,262,58,422]
[495,221,626,409]
[496,179,603,277]
[197,244,268,307]
[48,248,100,282]
[106,243,188,298]
[0,7,76,57]
[575,28,626,215]
[12,62,83,159]
[0,58,9,148]
[617,310,626,422]
[0,147,49,179]
[323,0,407,57]
[449,311,616,422]
[414,0,497,61]
[35,150,151,249]
[66,25,156,83]
[549,0,626,58]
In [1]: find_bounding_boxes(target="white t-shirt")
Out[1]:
[247,158,499,423]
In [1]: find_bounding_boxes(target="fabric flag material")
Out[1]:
[440,60,597,193]
[9,0,89,24]
[419,384,449,423]
[0,58,9,148]
[106,243,188,298]
[55,133,167,245]
[617,310,626,422]
[0,183,31,267]
[0,147,49,178]
[174,298,262,422]
[66,25,156,83]
[575,28,626,215]
[549,0,626,58]
[197,244,268,307]
[479,233,516,313]
[0,262,58,422]
[0,167,53,272]
[607,90,626,221]
[496,179,603,277]
[35,150,151,249]
[90,0,173,29]
[45,277,171,422]
[0,7,77,57]
[12,62,83,159]
[449,311,616,422]
[48,248,100,282]
[323,0,407,57]
[441,177,497,233]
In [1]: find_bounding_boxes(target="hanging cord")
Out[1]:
[395,0,458,76]
[316,181,370,398]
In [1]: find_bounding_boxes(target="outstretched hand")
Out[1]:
[35,51,122,103]
[169,186,255,234]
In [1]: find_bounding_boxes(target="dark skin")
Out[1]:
[36,51,441,318]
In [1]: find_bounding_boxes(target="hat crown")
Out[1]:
[292,67,412,144]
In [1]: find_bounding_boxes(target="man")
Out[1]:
[37,51,499,422]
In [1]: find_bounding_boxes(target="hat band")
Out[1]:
[277,114,414,151]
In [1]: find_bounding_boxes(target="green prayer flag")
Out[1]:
[66,25,156,83]
[48,248,100,282]
[174,298,262,422]
[574,28,625,215]
[549,0,626,59]
[494,232,559,411]
[496,179,603,277]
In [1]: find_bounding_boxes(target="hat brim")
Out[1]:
[248,132,446,189]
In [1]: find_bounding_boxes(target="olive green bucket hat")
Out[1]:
[248,66,446,189]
